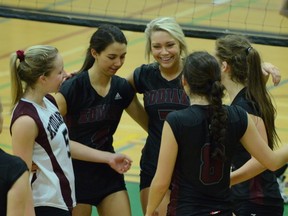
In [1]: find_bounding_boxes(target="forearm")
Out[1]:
[7,172,33,216]
[273,145,288,171]
[24,187,35,216]
[230,157,266,186]
[70,140,111,164]
[146,181,168,215]
[261,62,281,86]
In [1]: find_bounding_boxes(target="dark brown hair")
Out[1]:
[79,24,127,73]
[183,51,227,158]
[215,34,279,149]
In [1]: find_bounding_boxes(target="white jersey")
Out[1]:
[11,96,76,211]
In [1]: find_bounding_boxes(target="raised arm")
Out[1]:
[262,62,281,86]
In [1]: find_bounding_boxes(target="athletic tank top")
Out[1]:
[10,96,76,211]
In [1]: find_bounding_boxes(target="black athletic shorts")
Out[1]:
[77,184,127,207]
[35,206,71,216]
[74,161,127,206]
[233,201,284,216]
[140,170,154,190]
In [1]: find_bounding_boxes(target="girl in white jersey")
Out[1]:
[10,45,132,216]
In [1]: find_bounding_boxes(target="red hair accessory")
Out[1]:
[16,50,25,62]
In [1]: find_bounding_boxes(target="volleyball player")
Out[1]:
[10,45,132,216]
[216,34,284,215]
[10,46,75,215]
[54,25,148,216]
[127,17,190,215]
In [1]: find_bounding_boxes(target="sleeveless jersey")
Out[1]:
[166,105,247,216]
[0,149,28,215]
[10,96,76,211]
[231,87,283,206]
[59,71,134,199]
[133,63,190,176]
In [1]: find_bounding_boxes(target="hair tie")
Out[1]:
[16,50,25,62]
[245,46,253,55]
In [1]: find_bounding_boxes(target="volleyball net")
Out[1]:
[0,0,287,46]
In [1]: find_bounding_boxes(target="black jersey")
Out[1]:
[134,63,190,176]
[60,71,134,151]
[231,88,283,206]
[59,71,134,200]
[165,105,247,216]
[0,149,28,215]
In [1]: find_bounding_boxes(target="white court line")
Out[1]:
[174,0,230,18]
[213,0,231,5]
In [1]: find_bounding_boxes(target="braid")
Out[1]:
[183,51,228,159]
[208,81,228,159]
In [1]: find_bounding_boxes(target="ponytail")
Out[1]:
[10,52,24,108]
[216,34,279,149]
[78,49,94,73]
[246,47,279,149]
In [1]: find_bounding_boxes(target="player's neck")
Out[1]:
[23,87,47,107]
[225,81,245,103]
[189,96,209,106]
[159,61,182,81]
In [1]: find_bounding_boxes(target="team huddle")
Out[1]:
[1,16,288,216]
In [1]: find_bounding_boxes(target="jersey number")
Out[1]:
[62,128,71,158]
[199,143,224,185]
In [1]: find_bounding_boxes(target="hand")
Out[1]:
[262,62,281,86]
[108,153,132,174]
[62,70,78,82]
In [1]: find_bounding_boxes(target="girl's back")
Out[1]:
[166,105,247,215]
